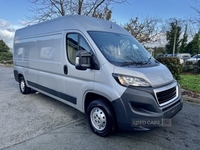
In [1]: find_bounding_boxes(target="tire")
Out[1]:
[87,99,116,137]
[19,76,31,94]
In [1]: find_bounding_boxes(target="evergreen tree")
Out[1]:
[153,46,165,57]
[179,25,188,53]
[0,40,12,62]
[185,31,200,55]
[165,20,182,54]
[0,39,10,53]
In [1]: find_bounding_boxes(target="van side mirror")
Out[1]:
[75,50,92,70]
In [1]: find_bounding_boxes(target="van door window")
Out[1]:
[67,33,91,65]
[79,35,91,52]
[67,34,78,64]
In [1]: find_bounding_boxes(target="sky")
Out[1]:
[0,0,198,48]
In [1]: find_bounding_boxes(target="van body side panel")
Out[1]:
[60,68,95,111]
[36,33,63,97]
[14,37,37,85]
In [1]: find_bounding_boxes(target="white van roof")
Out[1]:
[15,15,129,39]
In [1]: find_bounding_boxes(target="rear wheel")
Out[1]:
[19,76,31,94]
[87,99,116,136]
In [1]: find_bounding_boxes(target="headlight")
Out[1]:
[113,74,150,87]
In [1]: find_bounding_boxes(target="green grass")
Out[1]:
[179,74,200,93]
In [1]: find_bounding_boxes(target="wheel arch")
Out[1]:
[84,92,116,116]
[85,92,119,136]
[17,71,28,87]
[18,73,23,81]
[14,70,24,83]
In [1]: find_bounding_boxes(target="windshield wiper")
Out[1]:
[120,61,143,67]
[143,56,152,65]
[148,56,152,63]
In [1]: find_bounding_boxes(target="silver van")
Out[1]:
[13,15,183,136]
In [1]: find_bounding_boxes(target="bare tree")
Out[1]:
[190,0,200,29]
[26,0,127,23]
[123,16,163,45]
[191,0,200,15]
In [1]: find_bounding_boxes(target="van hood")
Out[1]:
[113,64,174,88]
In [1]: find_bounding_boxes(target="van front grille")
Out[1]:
[156,87,177,105]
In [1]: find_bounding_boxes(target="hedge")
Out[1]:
[157,57,183,80]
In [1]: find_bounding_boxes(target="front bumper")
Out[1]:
[112,82,183,131]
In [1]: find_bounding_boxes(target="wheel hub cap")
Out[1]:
[20,81,25,92]
[90,107,106,131]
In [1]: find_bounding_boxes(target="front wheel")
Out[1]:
[19,76,31,94]
[87,99,116,136]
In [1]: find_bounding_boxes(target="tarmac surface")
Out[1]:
[0,65,200,150]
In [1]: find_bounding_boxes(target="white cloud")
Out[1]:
[0,29,14,38]
[0,19,10,28]
[0,19,23,48]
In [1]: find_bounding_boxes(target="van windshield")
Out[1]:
[88,31,155,66]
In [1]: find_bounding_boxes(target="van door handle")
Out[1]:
[63,65,68,75]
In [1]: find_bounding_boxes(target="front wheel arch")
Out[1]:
[87,99,117,136]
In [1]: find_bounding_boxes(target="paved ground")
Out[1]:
[0,66,200,150]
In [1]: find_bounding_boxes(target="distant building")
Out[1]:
[147,48,154,56]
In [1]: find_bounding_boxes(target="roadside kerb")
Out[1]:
[182,95,200,104]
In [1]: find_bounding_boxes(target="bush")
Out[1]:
[183,61,194,72]
[194,60,200,73]
[0,52,13,64]
[157,57,183,80]
[183,60,200,74]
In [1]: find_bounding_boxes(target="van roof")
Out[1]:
[15,15,128,39]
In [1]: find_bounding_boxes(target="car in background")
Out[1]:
[165,54,176,57]
[156,53,191,64]
[164,53,190,64]
[155,53,165,58]
[186,54,200,64]
[176,53,191,64]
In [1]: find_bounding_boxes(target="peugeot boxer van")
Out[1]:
[13,15,183,136]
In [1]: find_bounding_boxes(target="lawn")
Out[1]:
[179,74,200,93]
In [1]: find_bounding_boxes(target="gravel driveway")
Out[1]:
[0,66,200,150]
